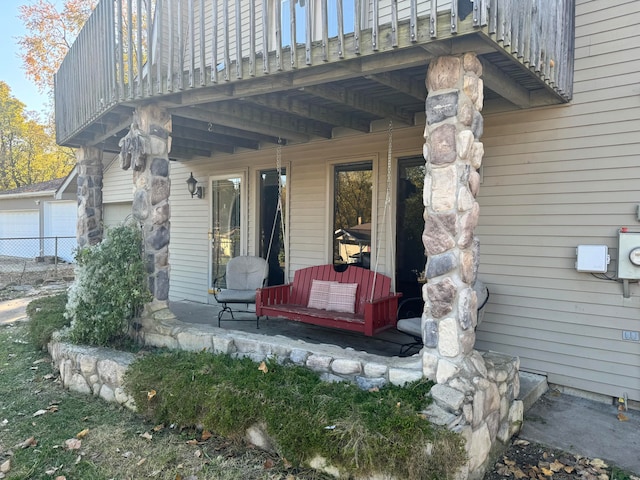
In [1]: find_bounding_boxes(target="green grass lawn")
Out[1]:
[0,320,329,480]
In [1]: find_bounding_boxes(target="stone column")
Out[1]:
[119,104,172,303]
[76,146,104,248]
[421,53,485,382]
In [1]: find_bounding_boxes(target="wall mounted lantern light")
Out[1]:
[186,172,204,199]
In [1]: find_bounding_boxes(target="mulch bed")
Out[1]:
[484,437,636,480]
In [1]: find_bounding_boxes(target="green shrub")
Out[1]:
[26,293,70,350]
[125,351,465,479]
[65,224,151,346]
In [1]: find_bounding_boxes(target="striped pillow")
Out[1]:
[307,280,337,310]
[327,282,358,314]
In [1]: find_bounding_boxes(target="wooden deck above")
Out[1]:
[55,0,575,157]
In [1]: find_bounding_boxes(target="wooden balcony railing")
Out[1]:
[55,0,574,145]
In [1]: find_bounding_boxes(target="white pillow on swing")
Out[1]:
[307,280,338,310]
[326,282,358,314]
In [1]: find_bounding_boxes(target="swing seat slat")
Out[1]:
[256,264,401,336]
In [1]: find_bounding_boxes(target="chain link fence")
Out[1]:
[0,236,77,288]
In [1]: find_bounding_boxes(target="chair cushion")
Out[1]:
[307,279,337,310]
[326,282,358,314]
[397,317,422,337]
[225,256,268,290]
[216,289,257,303]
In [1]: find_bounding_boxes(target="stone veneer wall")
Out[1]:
[76,146,104,247]
[419,53,524,479]
[119,105,172,302]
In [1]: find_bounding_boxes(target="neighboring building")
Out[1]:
[54,0,638,417]
[0,176,77,262]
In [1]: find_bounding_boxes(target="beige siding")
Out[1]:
[103,202,133,228]
[475,0,640,401]
[103,156,134,204]
[167,125,423,304]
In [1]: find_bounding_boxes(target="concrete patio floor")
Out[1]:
[168,299,416,357]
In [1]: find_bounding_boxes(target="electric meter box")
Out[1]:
[617,231,640,279]
[576,245,609,273]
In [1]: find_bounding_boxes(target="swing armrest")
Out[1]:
[256,283,293,315]
[363,293,402,335]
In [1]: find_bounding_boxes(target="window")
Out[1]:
[333,162,372,268]
[259,168,287,285]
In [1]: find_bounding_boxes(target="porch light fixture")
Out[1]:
[186,172,204,199]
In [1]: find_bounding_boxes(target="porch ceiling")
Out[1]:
[74,39,564,160]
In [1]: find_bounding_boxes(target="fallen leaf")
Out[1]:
[45,466,61,475]
[496,464,510,476]
[1,419,7,426]
[504,458,516,467]
[283,457,292,469]
[550,460,564,472]
[75,455,82,464]
[136,458,146,466]
[589,459,608,469]
[563,466,575,473]
[140,432,153,440]
[33,359,47,365]
[43,374,55,380]
[263,458,275,469]
[194,449,202,458]
[147,389,157,401]
[258,361,268,374]
[33,409,48,417]
[514,468,527,479]
[153,424,165,432]
[200,430,212,441]
[76,428,90,439]
[65,438,82,450]
[368,387,379,392]
[19,436,37,448]
[55,476,66,480]
[513,439,530,446]
[617,413,629,422]
[540,467,553,476]
[186,439,199,445]
[0,459,10,473]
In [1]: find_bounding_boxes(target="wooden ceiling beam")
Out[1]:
[241,94,371,133]
[302,83,414,126]
[366,71,427,101]
[171,115,267,147]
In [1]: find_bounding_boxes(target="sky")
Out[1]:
[0,0,58,116]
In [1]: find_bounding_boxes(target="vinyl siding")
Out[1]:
[475,0,640,401]
[102,156,134,204]
[165,124,422,304]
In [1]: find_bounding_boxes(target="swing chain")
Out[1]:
[386,121,393,207]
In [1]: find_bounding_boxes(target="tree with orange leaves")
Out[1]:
[17,0,98,95]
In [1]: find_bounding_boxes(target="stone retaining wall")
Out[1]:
[48,338,137,410]
[48,306,521,480]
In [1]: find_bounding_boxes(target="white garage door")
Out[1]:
[44,201,78,262]
[0,210,40,258]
